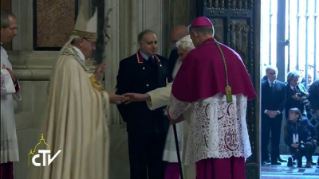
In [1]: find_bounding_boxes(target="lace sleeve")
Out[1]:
[1,73,6,94]
[168,93,189,120]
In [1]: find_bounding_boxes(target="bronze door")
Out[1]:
[196,1,261,178]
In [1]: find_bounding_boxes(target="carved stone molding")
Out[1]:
[8,51,57,80]
[8,51,96,80]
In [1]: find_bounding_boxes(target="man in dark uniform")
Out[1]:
[116,29,169,179]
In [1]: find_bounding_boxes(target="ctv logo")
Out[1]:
[28,134,62,166]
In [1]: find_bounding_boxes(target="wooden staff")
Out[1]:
[173,124,184,179]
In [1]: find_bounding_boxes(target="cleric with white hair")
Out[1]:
[123,35,196,179]
[172,35,195,79]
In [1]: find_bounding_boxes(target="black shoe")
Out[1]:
[278,157,287,162]
[266,159,271,163]
[271,161,281,165]
[262,161,269,165]
[287,157,293,167]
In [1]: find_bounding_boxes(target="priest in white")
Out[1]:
[0,11,21,179]
[27,2,126,179]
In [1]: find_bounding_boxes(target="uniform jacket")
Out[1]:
[116,51,170,134]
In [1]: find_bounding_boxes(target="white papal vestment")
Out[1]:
[0,46,21,164]
[28,45,111,179]
[145,59,196,178]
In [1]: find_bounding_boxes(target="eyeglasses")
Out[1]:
[83,38,96,47]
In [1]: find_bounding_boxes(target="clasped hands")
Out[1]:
[108,92,148,105]
[120,92,185,124]
[265,110,280,118]
[2,65,16,83]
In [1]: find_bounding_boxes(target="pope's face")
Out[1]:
[139,33,157,56]
[0,16,18,43]
[177,46,190,61]
[79,38,96,59]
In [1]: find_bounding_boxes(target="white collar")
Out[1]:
[72,46,85,64]
[268,80,275,84]
[290,85,296,90]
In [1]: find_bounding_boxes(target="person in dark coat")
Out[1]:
[116,29,169,179]
[309,79,319,116]
[284,108,317,168]
[308,79,319,166]
[285,71,309,119]
[261,66,286,165]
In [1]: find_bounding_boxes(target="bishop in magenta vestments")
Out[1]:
[167,17,256,179]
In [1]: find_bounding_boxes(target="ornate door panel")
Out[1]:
[196,1,261,178]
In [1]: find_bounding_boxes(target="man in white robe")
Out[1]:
[0,11,21,179]
[27,3,126,179]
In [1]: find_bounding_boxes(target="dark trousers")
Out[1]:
[0,162,13,179]
[128,132,167,179]
[261,114,282,162]
[290,142,316,161]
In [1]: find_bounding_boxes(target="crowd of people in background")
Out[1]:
[261,66,319,168]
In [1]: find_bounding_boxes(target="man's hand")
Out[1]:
[270,111,280,118]
[316,110,319,116]
[107,91,128,104]
[170,114,185,124]
[123,93,150,104]
[94,62,106,81]
[313,140,317,147]
[266,110,277,118]
[5,67,16,83]
[291,143,299,148]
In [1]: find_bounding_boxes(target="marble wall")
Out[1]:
[9,0,168,178]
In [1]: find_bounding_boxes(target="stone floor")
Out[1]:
[261,155,319,179]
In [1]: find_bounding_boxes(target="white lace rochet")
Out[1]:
[168,93,252,165]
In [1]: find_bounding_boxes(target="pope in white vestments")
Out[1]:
[28,4,126,179]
